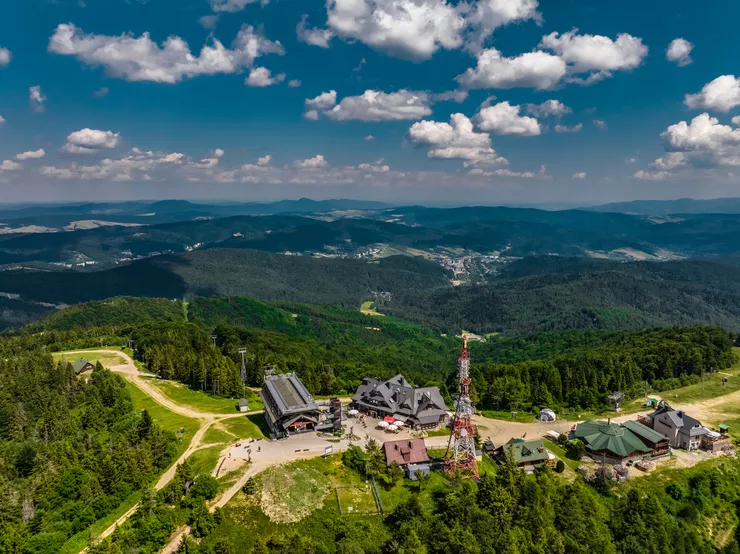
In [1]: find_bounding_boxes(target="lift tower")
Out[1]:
[445,335,479,478]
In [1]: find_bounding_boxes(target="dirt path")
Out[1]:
[62,350,247,551]
[70,348,740,553]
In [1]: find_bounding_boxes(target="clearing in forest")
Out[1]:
[259,463,330,523]
[360,300,384,316]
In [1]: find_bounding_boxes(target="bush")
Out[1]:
[555,460,565,473]
[190,474,219,500]
[566,440,586,461]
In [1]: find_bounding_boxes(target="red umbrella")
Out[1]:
[384,416,395,423]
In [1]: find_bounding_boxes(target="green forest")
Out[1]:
[5,296,736,414]
[0,293,739,553]
[0,355,178,554]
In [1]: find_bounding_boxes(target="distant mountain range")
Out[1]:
[2,204,740,269]
[0,198,390,230]
[588,197,740,215]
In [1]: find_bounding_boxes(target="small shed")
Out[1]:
[72,358,95,376]
[406,463,431,480]
[236,398,249,412]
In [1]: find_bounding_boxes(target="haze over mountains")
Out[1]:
[2,196,740,333]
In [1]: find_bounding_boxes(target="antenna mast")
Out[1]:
[445,335,479,478]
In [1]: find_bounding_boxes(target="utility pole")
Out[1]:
[238,348,248,400]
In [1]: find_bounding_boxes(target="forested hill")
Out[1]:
[0,354,179,553]
[383,258,740,334]
[0,249,451,306]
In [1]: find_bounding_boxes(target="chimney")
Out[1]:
[678,411,683,418]
[408,441,413,449]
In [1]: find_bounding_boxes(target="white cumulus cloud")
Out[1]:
[326,0,466,61]
[63,128,120,154]
[325,90,433,122]
[554,123,582,133]
[474,101,541,136]
[305,90,338,111]
[325,0,541,60]
[257,154,271,166]
[48,23,284,84]
[210,0,262,13]
[295,154,328,169]
[540,30,648,82]
[456,48,566,90]
[685,75,740,113]
[0,47,10,67]
[30,86,46,112]
[572,172,586,179]
[288,79,301,87]
[525,99,571,118]
[16,149,46,161]
[666,38,693,67]
[633,169,670,181]
[593,119,607,130]
[0,160,22,171]
[246,67,286,87]
[408,113,507,166]
[297,15,334,48]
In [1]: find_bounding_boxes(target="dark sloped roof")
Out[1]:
[575,420,651,458]
[71,358,93,374]
[262,373,317,417]
[651,404,707,437]
[352,374,447,422]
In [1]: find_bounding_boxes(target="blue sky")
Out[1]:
[1,0,740,205]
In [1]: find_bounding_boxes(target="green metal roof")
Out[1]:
[500,438,550,465]
[719,424,729,430]
[71,358,92,374]
[622,420,668,445]
[575,420,651,458]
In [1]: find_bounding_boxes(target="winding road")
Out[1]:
[67,349,738,553]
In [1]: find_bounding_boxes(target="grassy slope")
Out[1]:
[147,379,263,414]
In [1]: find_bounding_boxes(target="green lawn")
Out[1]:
[124,380,200,456]
[424,428,451,437]
[147,379,263,414]
[57,490,142,554]
[203,425,237,445]
[219,415,266,440]
[479,409,538,423]
[190,445,226,478]
[360,300,384,316]
[53,350,126,368]
[543,439,582,471]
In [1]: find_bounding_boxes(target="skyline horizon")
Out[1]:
[2,194,740,212]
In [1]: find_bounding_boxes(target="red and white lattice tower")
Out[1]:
[445,335,479,478]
